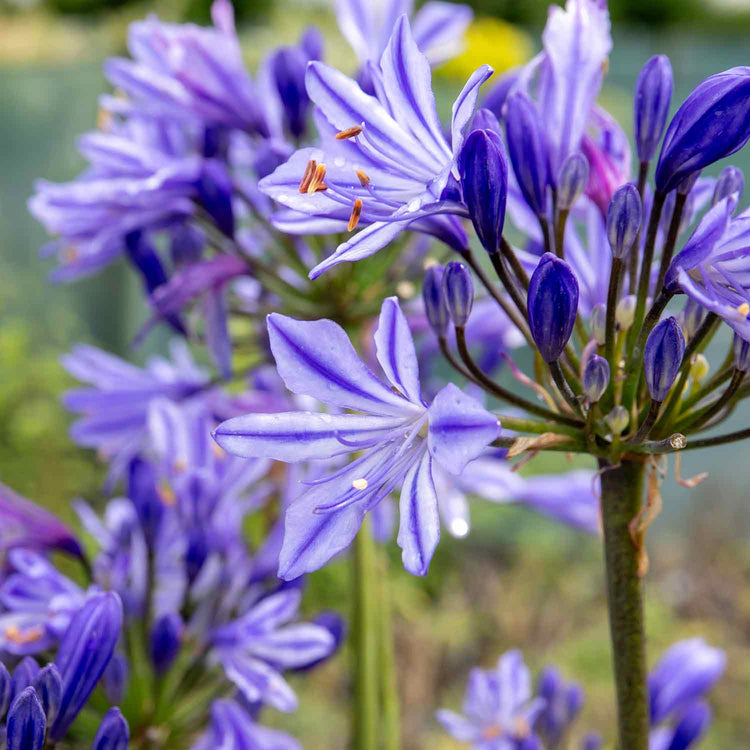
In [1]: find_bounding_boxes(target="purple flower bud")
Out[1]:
[557,153,590,211]
[734,333,750,372]
[11,657,40,701]
[566,683,584,720]
[606,184,642,258]
[644,317,685,402]
[581,732,603,750]
[470,108,502,135]
[506,91,550,215]
[127,458,163,548]
[51,592,123,741]
[681,298,706,340]
[616,295,637,331]
[649,638,726,724]
[712,165,744,206]
[668,701,712,749]
[0,662,11,719]
[459,129,508,254]
[442,262,474,327]
[149,613,183,675]
[423,265,450,337]
[269,46,309,139]
[583,355,610,403]
[33,664,62,725]
[655,67,750,194]
[169,224,204,266]
[634,55,673,163]
[527,253,579,362]
[101,653,129,707]
[92,707,130,750]
[197,159,235,238]
[6,687,46,750]
[124,231,168,295]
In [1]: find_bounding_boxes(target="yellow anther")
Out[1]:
[335,125,363,140]
[307,164,327,194]
[5,624,44,646]
[352,478,368,490]
[298,159,317,193]
[158,482,176,506]
[212,442,226,460]
[174,458,187,473]
[481,725,502,739]
[356,170,371,187]
[737,302,750,317]
[348,199,363,231]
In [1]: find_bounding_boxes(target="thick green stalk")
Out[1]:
[378,550,401,750]
[353,523,379,750]
[599,459,649,750]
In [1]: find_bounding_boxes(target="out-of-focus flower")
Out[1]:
[260,17,492,278]
[92,707,130,750]
[214,297,499,577]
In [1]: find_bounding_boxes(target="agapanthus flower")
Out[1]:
[665,193,750,342]
[334,0,473,69]
[436,650,546,748]
[214,297,500,577]
[61,340,209,482]
[259,16,492,278]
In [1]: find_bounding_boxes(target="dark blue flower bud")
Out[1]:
[269,46,309,139]
[669,701,712,750]
[149,613,183,676]
[459,129,508,254]
[92,707,130,750]
[442,262,474,328]
[733,333,750,372]
[581,732,603,750]
[712,165,744,207]
[681,298,706,340]
[11,657,40,701]
[470,107,502,135]
[197,159,235,238]
[566,683,584,720]
[634,55,673,163]
[6,687,46,750]
[557,153,589,211]
[527,253,579,362]
[101,653,129,706]
[51,592,123,741]
[170,224,204,266]
[124,231,168,295]
[607,184,643,259]
[186,528,210,584]
[644,317,685,401]
[33,664,61,725]
[127,457,163,548]
[0,662,11,719]
[655,67,750,194]
[423,265,450,337]
[506,91,550,215]
[583,355,610,403]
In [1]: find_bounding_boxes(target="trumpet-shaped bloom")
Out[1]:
[665,194,750,342]
[436,650,546,749]
[259,16,492,278]
[214,297,500,577]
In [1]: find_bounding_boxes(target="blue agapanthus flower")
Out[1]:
[259,16,492,278]
[214,296,500,577]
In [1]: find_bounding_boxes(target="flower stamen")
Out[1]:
[307,164,327,194]
[348,199,363,231]
[298,159,317,193]
[5,624,44,646]
[335,125,363,140]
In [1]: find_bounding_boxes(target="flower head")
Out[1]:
[214,297,499,577]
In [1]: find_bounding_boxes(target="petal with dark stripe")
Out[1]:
[374,297,422,404]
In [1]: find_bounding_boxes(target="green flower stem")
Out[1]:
[678,366,734,415]
[675,369,745,433]
[353,522,379,750]
[605,257,625,371]
[377,550,401,750]
[683,426,750,449]
[629,160,650,294]
[632,398,662,443]
[500,237,530,290]
[654,192,688,294]
[488,250,528,321]
[599,459,650,750]
[495,413,584,439]
[548,359,584,416]
[555,207,570,259]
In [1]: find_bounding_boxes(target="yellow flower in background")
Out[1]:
[436,16,534,80]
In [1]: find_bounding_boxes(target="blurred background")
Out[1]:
[1,0,750,747]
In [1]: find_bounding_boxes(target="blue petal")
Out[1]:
[374,297,422,404]
[221,654,297,712]
[412,2,474,65]
[451,64,494,159]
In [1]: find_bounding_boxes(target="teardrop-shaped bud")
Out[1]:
[33,664,62,726]
[634,55,674,163]
[470,108,502,136]
[655,67,750,194]
[92,707,130,750]
[442,262,474,328]
[616,295,637,331]
[556,153,589,211]
[422,265,449,337]
[458,129,508,254]
[6,687,46,750]
[268,46,310,139]
[11,657,40,701]
[505,91,550,216]
[101,653,129,707]
[712,165,744,207]
[149,613,183,676]
[197,159,235,239]
[644,317,686,401]
[606,184,642,259]
[527,253,579,362]
[583,355,610,403]
[733,333,750,372]
[591,304,607,345]
[690,353,709,381]
[0,662,11,720]
[605,406,629,435]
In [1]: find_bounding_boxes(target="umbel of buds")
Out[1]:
[607,184,642,259]
[634,55,673,164]
[459,128,508,254]
[442,262,474,328]
[583,355,611,403]
[644,317,686,402]
[655,66,750,194]
[527,253,579,363]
